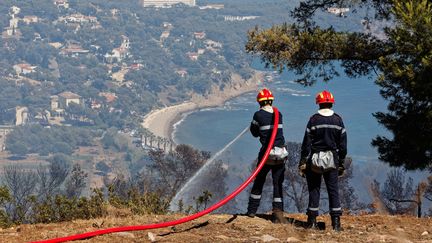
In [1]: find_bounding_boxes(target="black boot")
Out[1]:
[247,197,260,218]
[272,209,288,224]
[331,216,342,231]
[246,211,256,218]
[306,215,317,229]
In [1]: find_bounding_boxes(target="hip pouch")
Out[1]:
[311,151,336,173]
[267,146,289,165]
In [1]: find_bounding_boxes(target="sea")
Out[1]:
[171,63,428,213]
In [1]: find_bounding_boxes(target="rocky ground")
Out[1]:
[1,213,431,242]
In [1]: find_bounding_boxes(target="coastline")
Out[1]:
[141,71,263,143]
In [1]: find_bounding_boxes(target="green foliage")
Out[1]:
[107,179,170,215]
[126,189,170,215]
[95,161,111,173]
[30,189,106,224]
[65,164,88,198]
[0,186,12,228]
[101,128,129,152]
[6,125,94,155]
[194,190,212,211]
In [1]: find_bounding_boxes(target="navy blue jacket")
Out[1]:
[250,107,285,151]
[300,110,347,161]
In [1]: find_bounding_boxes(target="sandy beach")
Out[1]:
[141,72,263,142]
[142,102,198,139]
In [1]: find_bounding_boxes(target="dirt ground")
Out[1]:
[1,213,431,243]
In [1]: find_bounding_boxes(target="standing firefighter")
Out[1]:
[247,88,288,223]
[299,90,347,231]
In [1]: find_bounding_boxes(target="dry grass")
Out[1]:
[1,213,431,243]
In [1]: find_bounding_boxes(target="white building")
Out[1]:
[13,63,37,75]
[223,16,259,21]
[15,106,28,126]
[59,14,97,24]
[22,16,39,24]
[3,6,21,38]
[54,0,69,9]
[54,91,82,108]
[199,4,224,10]
[327,7,350,16]
[105,35,130,63]
[142,0,196,8]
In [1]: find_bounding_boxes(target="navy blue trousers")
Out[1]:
[306,168,342,217]
[247,163,285,213]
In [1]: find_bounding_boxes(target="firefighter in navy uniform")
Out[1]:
[299,90,347,231]
[247,88,288,223]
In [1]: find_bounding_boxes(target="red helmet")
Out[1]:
[315,90,335,104]
[257,88,274,103]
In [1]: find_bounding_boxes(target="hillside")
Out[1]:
[1,213,431,242]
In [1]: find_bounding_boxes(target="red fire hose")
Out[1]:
[32,107,280,243]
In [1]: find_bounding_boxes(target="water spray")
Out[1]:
[170,125,249,210]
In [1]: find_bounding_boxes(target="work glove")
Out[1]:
[298,158,307,178]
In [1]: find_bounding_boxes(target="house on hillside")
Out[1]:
[13,63,37,75]
[160,31,170,40]
[21,16,39,24]
[105,35,130,63]
[50,91,81,118]
[90,100,102,109]
[194,31,206,39]
[49,42,63,49]
[129,63,143,70]
[2,6,21,39]
[0,126,14,151]
[59,14,97,25]
[60,44,89,57]
[142,0,196,8]
[327,7,349,16]
[204,39,222,49]
[223,16,259,21]
[162,22,173,29]
[50,95,64,118]
[105,48,128,63]
[186,52,199,61]
[54,0,69,9]
[199,4,224,10]
[57,91,82,108]
[15,106,28,126]
[175,69,188,77]
[99,92,117,103]
[59,91,81,107]
[197,48,205,55]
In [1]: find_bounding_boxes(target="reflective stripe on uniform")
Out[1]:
[273,197,282,203]
[308,207,319,211]
[259,124,283,131]
[306,128,311,133]
[310,124,344,131]
[331,207,342,211]
[342,128,346,134]
[250,194,261,199]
